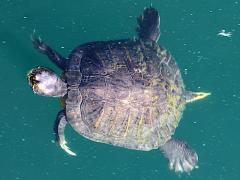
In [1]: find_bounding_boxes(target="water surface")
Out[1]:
[0,0,240,179]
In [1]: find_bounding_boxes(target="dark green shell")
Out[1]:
[68,39,185,150]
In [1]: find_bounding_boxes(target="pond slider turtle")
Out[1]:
[27,7,210,173]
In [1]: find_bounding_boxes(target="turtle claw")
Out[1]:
[59,140,77,156]
[162,139,198,174]
[31,30,48,53]
[168,154,198,173]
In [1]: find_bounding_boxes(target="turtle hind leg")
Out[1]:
[136,7,160,42]
[161,138,198,173]
[31,31,66,70]
[54,110,77,156]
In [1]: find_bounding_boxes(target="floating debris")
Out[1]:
[217,29,232,38]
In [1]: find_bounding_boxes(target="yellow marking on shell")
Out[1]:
[109,111,119,135]
[148,108,152,126]
[167,93,177,109]
[137,113,145,139]
[160,110,169,127]
[59,98,65,108]
[123,112,132,137]
[166,82,180,106]
[150,77,161,87]
[156,130,161,145]
[148,75,159,125]
[171,104,183,128]
[170,82,178,92]
[94,109,105,129]
[166,92,178,122]
[159,81,166,88]
[173,109,180,121]
[164,81,184,129]
[135,47,147,79]
[149,106,156,127]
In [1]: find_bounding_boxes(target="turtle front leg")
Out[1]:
[31,31,66,70]
[54,110,77,156]
[161,138,198,173]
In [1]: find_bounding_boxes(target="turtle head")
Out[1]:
[27,67,67,97]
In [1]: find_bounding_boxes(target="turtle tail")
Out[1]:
[183,91,211,103]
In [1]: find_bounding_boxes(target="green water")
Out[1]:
[1,0,240,179]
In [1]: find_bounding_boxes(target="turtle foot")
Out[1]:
[59,140,77,156]
[31,30,48,53]
[30,29,66,70]
[55,110,77,156]
[161,138,198,173]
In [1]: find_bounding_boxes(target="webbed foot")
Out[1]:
[31,30,48,53]
[31,30,66,70]
[161,138,198,173]
[137,7,160,42]
[54,110,77,156]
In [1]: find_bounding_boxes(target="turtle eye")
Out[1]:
[28,72,40,86]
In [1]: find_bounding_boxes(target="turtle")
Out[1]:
[27,7,210,173]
